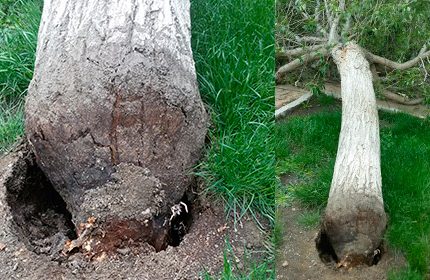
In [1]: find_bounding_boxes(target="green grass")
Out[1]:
[191,0,275,277]
[0,0,41,153]
[191,0,275,224]
[0,102,23,152]
[276,104,430,279]
[0,0,41,103]
[296,209,320,229]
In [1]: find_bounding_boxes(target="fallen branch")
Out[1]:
[314,0,328,37]
[328,16,339,43]
[324,82,429,119]
[276,47,330,81]
[276,44,327,60]
[380,90,424,106]
[324,0,333,25]
[295,35,327,43]
[370,63,424,105]
[275,83,429,119]
[364,48,430,70]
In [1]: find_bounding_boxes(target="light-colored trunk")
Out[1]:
[25,0,207,251]
[321,42,386,266]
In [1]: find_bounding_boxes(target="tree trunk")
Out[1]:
[321,42,387,266]
[25,0,207,251]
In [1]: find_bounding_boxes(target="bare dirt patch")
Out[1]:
[0,144,268,279]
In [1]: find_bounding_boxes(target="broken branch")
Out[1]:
[324,0,333,25]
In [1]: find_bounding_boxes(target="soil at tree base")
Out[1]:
[0,144,268,279]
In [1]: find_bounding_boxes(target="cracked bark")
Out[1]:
[25,0,208,240]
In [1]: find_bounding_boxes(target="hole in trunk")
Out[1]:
[315,230,338,264]
[167,193,193,247]
[77,192,196,256]
[371,245,383,265]
[5,153,76,258]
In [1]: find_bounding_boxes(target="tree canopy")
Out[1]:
[276,0,430,102]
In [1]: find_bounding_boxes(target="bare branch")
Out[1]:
[301,11,310,19]
[276,48,330,81]
[324,83,428,118]
[328,16,340,43]
[324,0,333,25]
[364,47,430,70]
[328,0,345,43]
[295,35,328,43]
[315,0,328,37]
[370,63,379,81]
[380,90,424,106]
[276,44,328,60]
[339,0,345,11]
[341,13,351,39]
[419,44,427,55]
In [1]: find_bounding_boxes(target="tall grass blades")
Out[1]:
[191,0,276,225]
[0,0,42,104]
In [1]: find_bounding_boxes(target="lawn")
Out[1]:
[276,97,430,279]
[0,0,41,152]
[1,0,276,279]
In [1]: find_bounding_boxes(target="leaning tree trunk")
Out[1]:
[25,0,207,252]
[321,42,387,266]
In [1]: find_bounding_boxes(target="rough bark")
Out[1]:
[321,43,387,266]
[25,0,207,241]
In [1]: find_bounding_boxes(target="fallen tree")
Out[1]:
[276,0,430,267]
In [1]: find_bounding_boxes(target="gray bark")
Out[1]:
[322,42,387,266]
[25,0,207,237]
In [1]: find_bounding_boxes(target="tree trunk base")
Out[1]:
[0,144,265,280]
[1,141,195,260]
[317,194,386,268]
[0,143,264,279]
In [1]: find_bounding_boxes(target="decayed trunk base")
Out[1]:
[318,194,386,267]
[1,141,194,259]
[0,143,264,279]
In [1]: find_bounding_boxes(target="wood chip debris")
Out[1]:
[216,224,229,233]
[63,216,97,254]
